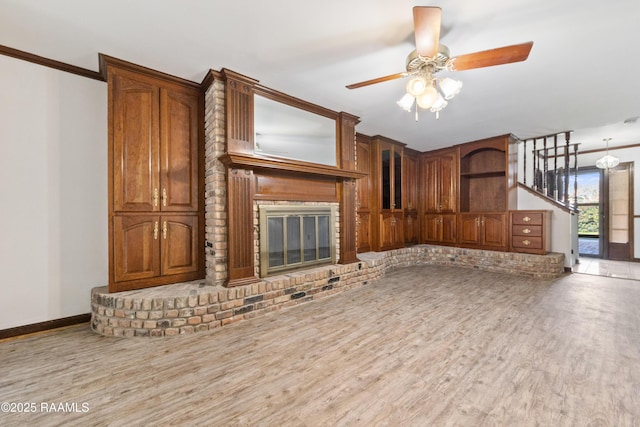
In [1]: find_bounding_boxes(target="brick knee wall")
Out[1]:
[91,245,564,338]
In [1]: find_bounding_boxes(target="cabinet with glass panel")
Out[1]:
[371,136,405,251]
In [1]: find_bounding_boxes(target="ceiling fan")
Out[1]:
[346,6,533,116]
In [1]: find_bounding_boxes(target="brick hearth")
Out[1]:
[91,245,564,337]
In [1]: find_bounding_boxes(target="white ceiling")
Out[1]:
[2,0,640,153]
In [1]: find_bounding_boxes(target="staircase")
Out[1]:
[520,131,580,212]
[518,131,580,270]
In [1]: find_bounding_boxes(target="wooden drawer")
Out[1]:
[512,235,543,250]
[509,210,549,255]
[511,211,543,225]
[512,224,542,237]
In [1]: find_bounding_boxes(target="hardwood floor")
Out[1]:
[1,265,639,426]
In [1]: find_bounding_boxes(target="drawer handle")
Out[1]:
[522,228,531,234]
[522,216,531,222]
[523,239,531,246]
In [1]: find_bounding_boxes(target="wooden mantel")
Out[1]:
[219,152,366,180]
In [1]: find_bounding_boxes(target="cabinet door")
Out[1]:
[356,141,371,211]
[392,213,404,248]
[423,214,441,243]
[393,150,402,211]
[379,213,395,249]
[113,215,160,282]
[422,151,456,213]
[424,214,456,244]
[423,156,440,212]
[160,87,200,211]
[379,213,403,250]
[482,213,507,248]
[441,214,457,244]
[356,212,371,253]
[439,152,457,212]
[458,214,481,245]
[404,212,419,245]
[403,154,418,211]
[161,215,199,276]
[112,72,160,212]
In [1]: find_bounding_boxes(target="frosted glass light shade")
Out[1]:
[439,77,463,100]
[430,93,448,112]
[406,77,428,96]
[396,93,414,112]
[416,85,439,109]
[595,154,620,169]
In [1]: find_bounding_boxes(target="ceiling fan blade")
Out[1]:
[413,6,442,58]
[450,41,533,71]
[346,72,407,89]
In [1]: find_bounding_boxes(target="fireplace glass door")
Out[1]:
[260,205,336,277]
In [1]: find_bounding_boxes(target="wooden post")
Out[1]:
[553,134,558,200]
[533,139,538,190]
[564,132,570,204]
[573,143,579,206]
[523,139,527,185]
[543,136,548,195]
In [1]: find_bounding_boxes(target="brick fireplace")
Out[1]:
[90,69,565,338]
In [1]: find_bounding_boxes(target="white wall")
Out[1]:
[0,55,108,329]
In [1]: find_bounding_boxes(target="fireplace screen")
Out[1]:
[259,205,336,277]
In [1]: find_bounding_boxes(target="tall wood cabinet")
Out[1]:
[420,147,458,245]
[403,149,420,245]
[355,134,372,253]
[104,56,204,292]
[371,136,405,251]
[457,135,518,251]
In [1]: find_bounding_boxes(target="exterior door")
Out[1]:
[605,163,633,260]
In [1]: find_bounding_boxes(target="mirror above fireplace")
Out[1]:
[254,94,337,167]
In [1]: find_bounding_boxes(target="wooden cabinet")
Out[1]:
[371,136,405,251]
[404,212,419,245]
[422,148,457,213]
[356,135,372,252]
[458,213,507,249]
[423,214,457,244]
[510,210,550,254]
[456,135,517,251]
[356,212,372,253]
[420,148,457,244]
[113,214,199,283]
[105,58,204,292]
[379,212,404,251]
[403,149,420,245]
[111,69,200,213]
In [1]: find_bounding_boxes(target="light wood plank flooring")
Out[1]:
[1,265,639,426]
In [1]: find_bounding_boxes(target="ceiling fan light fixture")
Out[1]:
[396,93,415,112]
[406,76,428,96]
[430,93,448,113]
[439,77,463,100]
[416,85,439,109]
